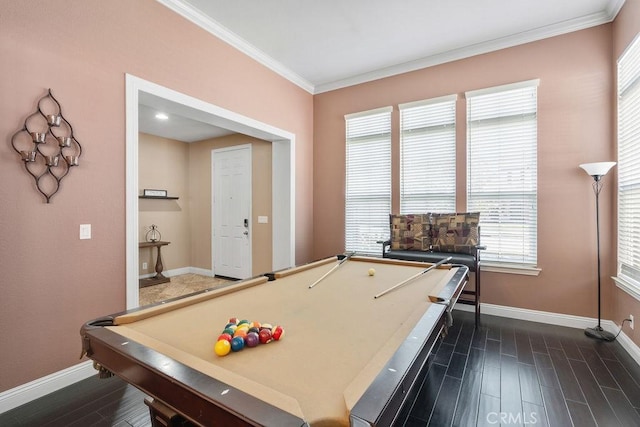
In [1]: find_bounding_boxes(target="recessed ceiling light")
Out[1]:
[155,113,169,120]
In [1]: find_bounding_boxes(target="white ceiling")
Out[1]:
[141,0,625,141]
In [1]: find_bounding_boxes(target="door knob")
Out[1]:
[243,231,249,236]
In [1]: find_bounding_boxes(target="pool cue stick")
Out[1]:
[309,252,355,289]
[374,256,452,299]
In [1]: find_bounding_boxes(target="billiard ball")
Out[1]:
[259,329,272,344]
[222,328,235,336]
[245,332,259,347]
[214,339,231,356]
[233,329,248,339]
[228,317,239,325]
[261,323,273,331]
[230,336,245,352]
[217,333,232,342]
[272,325,285,341]
[368,268,376,276]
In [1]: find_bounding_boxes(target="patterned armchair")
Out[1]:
[380,212,485,327]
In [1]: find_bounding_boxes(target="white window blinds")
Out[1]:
[345,107,392,255]
[466,80,539,266]
[618,35,640,291]
[399,95,457,213]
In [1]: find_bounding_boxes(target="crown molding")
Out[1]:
[155,0,315,94]
[157,0,625,95]
[315,7,624,93]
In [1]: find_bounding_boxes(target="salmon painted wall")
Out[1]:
[0,0,313,392]
[612,0,640,345]
[314,26,620,324]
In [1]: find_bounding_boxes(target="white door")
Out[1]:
[212,145,252,279]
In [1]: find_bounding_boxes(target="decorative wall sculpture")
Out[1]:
[11,89,82,203]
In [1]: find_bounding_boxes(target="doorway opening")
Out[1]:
[125,74,295,309]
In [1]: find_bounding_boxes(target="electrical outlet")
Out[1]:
[142,262,148,270]
[630,314,635,330]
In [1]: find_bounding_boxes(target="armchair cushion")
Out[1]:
[389,214,432,251]
[430,212,480,255]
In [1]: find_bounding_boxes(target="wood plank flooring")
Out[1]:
[2,310,639,426]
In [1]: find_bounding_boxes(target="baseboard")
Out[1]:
[0,361,95,414]
[140,266,215,280]
[3,304,638,415]
[454,302,640,366]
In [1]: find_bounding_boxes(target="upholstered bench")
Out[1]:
[380,213,485,327]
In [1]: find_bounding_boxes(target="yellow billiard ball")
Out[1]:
[368,268,376,276]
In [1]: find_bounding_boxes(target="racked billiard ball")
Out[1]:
[245,332,259,347]
[259,329,272,344]
[272,325,285,341]
[214,339,231,356]
[217,333,232,342]
[230,336,245,352]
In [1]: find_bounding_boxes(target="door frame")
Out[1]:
[125,74,295,309]
[212,144,252,279]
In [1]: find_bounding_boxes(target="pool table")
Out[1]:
[80,255,468,427]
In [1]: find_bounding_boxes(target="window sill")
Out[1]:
[612,276,640,303]
[481,262,542,276]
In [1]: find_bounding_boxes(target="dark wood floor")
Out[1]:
[2,310,640,426]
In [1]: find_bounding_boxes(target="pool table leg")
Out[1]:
[144,397,193,427]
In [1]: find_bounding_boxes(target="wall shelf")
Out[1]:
[139,195,179,200]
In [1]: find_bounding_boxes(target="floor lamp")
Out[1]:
[579,161,616,341]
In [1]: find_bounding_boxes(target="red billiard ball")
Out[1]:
[217,333,232,342]
[245,332,259,347]
[271,325,285,341]
[259,329,272,344]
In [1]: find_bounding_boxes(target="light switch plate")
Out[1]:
[80,224,91,240]
[258,216,268,224]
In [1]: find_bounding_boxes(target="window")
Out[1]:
[466,80,539,266]
[399,95,457,213]
[345,107,392,255]
[617,34,640,298]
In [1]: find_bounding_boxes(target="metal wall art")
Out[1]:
[11,89,82,203]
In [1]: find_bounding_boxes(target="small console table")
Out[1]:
[139,241,170,288]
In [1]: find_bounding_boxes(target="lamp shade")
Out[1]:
[579,162,616,177]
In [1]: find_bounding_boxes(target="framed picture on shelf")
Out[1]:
[143,189,167,197]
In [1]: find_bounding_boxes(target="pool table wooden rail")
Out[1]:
[80,258,468,427]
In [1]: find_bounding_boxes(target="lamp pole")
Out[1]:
[580,162,616,342]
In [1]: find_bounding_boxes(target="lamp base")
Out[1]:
[584,326,616,342]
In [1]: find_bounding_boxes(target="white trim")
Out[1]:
[139,266,216,280]
[126,74,296,310]
[156,1,621,95]
[398,94,458,110]
[315,11,617,94]
[481,263,542,276]
[0,361,95,414]
[455,301,640,367]
[465,79,541,98]
[613,276,640,303]
[344,106,393,120]
[155,0,314,94]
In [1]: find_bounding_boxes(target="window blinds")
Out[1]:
[618,35,640,290]
[345,107,392,255]
[399,95,457,213]
[466,80,539,266]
